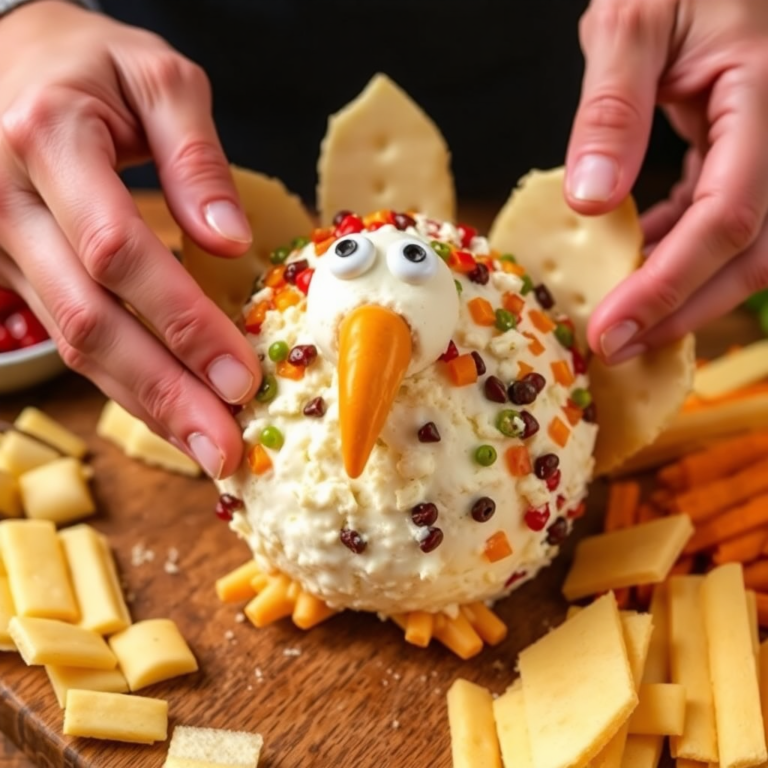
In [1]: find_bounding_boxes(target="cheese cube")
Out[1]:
[125,420,200,476]
[493,682,532,768]
[628,684,686,736]
[163,725,264,768]
[19,457,95,525]
[446,678,502,768]
[46,665,129,708]
[96,400,136,450]
[0,431,59,477]
[0,576,16,651]
[14,407,87,459]
[0,471,22,518]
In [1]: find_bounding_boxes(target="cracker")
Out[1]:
[181,166,314,319]
[164,725,263,768]
[447,678,502,768]
[316,73,455,225]
[493,682,533,768]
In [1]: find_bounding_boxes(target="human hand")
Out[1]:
[565,0,768,363]
[0,0,261,477]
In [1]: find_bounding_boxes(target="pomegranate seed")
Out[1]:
[335,214,364,236]
[393,212,416,230]
[524,505,550,532]
[6,309,48,344]
[468,263,489,285]
[215,494,244,522]
[533,284,554,309]
[484,376,508,403]
[332,209,354,226]
[295,268,314,295]
[523,372,546,393]
[582,402,597,423]
[546,469,562,491]
[288,344,318,367]
[572,348,587,375]
[340,528,367,554]
[505,570,526,588]
[0,288,24,319]
[556,494,566,510]
[508,379,538,405]
[534,453,559,480]
[439,340,459,362]
[284,259,309,284]
[0,325,17,353]
[457,223,477,248]
[471,497,496,523]
[519,411,540,439]
[417,422,441,443]
[303,397,326,417]
[411,502,438,527]
[545,517,569,546]
[419,526,444,553]
[471,351,486,376]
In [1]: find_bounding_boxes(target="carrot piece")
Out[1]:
[744,561,768,592]
[247,444,273,475]
[251,573,270,593]
[503,292,525,316]
[551,360,575,388]
[604,481,641,532]
[669,456,768,522]
[461,603,508,645]
[529,310,556,334]
[682,383,768,413]
[273,288,302,311]
[314,236,335,256]
[404,611,434,648]
[362,209,394,227]
[522,332,545,356]
[562,403,582,426]
[548,416,570,448]
[245,300,271,331]
[446,353,479,386]
[215,560,261,603]
[712,529,768,565]
[291,590,336,630]
[483,531,513,563]
[244,574,295,628]
[432,612,483,659]
[636,503,660,524]
[684,493,768,554]
[505,446,532,477]
[755,592,768,628]
[467,297,495,326]
[500,261,525,276]
[657,463,687,492]
[264,265,286,288]
[311,226,333,243]
[276,360,305,380]
[517,361,534,378]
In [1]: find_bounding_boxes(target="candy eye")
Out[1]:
[386,238,438,285]
[328,234,376,279]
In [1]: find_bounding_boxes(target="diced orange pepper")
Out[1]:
[446,353,478,386]
[276,360,305,381]
[311,226,333,244]
[502,293,525,316]
[248,444,273,475]
[264,265,286,289]
[529,310,556,334]
[244,300,272,333]
[505,445,532,477]
[500,261,525,276]
[562,402,583,426]
[273,289,301,312]
[551,360,575,387]
[314,237,335,256]
[522,332,545,356]
[548,416,571,448]
[449,249,477,274]
[362,209,394,227]
[484,531,513,563]
[467,297,495,326]
[517,361,534,378]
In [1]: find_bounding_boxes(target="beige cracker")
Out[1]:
[163,724,264,768]
[493,681,533,768]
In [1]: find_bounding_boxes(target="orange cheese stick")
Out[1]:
[744,561,768,592]
[755,592,768,628]
[712,529,768,566]
[684,494,768,555]
[605,481,641,532]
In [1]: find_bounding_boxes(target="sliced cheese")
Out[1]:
[63,690,167,744]
[493,682,532,768]
[747,589,759,662]
[18,457,96,525]
[46,665,129,708]
[693,341,768,399]
[125,419,200,476]
[644,585,670,685]
[563,516,694,601]
[519,593,637,768]
[0,430,59,477]
[702,563,766,768]
[96,399,136,451]
[759,640,768,747]
[0,470,22,518]
[14,407,87,458]
[447,678,502,768]
[0,576,16,651]
[163,725,264,768]
[628,684,686,736]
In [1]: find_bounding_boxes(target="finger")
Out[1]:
[588,67,768,360]
[113,48,252,253]
[565,0,675,212]
[0,201,245,478]
[16,114,261,406]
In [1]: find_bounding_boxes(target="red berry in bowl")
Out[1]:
[0,325,18,353]
[5,308,48,345]
[0,289,25,319]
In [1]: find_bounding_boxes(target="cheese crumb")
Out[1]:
[130,543,155,567]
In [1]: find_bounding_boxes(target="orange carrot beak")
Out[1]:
[338,305,412,478]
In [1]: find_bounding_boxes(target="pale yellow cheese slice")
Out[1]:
[317,73,455,225]
[563,516,694,601]
[63,690,168,744]
[0,470,22,518]
[0,576,16,651]
[125,419,200,476]
[0,519,78,621]
[9,616,117,669]
[702,563,766,768]
[109,619,198,691]
[46,665,129,708]
[668,576,718,763]
[59,524,131,635]
[519,593,637,768]
[447,678,502,768]
[747,590,759,662]
[14,407,87,458]
[759,640,768,748]
[19,457,96,525]
[163,725,264,768]
[96,399,137,451]
[0,430,59,477]
[493,681,532,768]
[693,341,768,399]
[628,684,686,736]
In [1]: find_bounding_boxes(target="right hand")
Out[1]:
[0,1,261,478]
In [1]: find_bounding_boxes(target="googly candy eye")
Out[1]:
[386,238,439,285]
[328,234,376,280]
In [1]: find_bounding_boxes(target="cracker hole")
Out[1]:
[374,135,390,152]
[566,215,580,229]
[571,292,587,307]
[543,259,557,273]
[373,180,387,196]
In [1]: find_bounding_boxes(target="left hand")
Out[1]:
[565,0,768,363]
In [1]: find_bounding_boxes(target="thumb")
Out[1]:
[565,1,675,214]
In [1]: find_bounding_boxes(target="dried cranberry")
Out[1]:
[545,517,569,546]
[393,212,416,231]
[582,402,597,423]
[505,570,526,588]
[284,259,309,284]
[295,268,314,295]
[468,263,489,285]
[534,453,560,480]
[519,411,540,439]
[288,344,318,367]
[417,422,441,443]
[215,494,243,522]
[471,351,486,376]
[439,340,459,362]
[340,528,367,553]
[523,372,546,393]
[484,376,508,403]
[524,505,550,532]
[572,348,587,375]
[332,209,354,226]
[420,527,444,553]
[546,469,562,491]
[457,223,477,248]
[335,214,364,236]
[303,397,326,417]
[471,497,496,523]
[508,379,538,405]
[534,284,554,309]
[411,502,438,527]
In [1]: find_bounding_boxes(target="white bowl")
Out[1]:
[0,339,67,395]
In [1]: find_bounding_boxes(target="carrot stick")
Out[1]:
[712,529,768,566]
[755,592,768,628]
[684,494,768,554]
[682,383,768,413]
[605,481,641,532]
[657,463,687,492]
[669,457,768,522]
[636,504,661,524]
[744,561,768,592]
[670,556,695,576]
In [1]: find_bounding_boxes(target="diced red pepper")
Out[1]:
[334,214,364,237]
[457,223,477,248]
[295,268,314,295]
[449,249,477,274]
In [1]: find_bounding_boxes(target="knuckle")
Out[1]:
[57,338,90,373]
[79,219,141,285]
[579,91,644,135]
[162,301,208,357]
[640,261,684,315]
[56,302,101,354]
[0,91,63,157]
[711,199,763,255]
[138,369,187,427]
[164,138,227,188]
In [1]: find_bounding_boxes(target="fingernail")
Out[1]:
[203,200,252,244]
[207,355,254,403]
[600,320,640,358]
[605,342,647,365]
[188,432,224,479]
[569,154,619,202]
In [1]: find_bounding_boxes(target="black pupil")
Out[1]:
[335,239,358,258]
[403,244,427,263]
